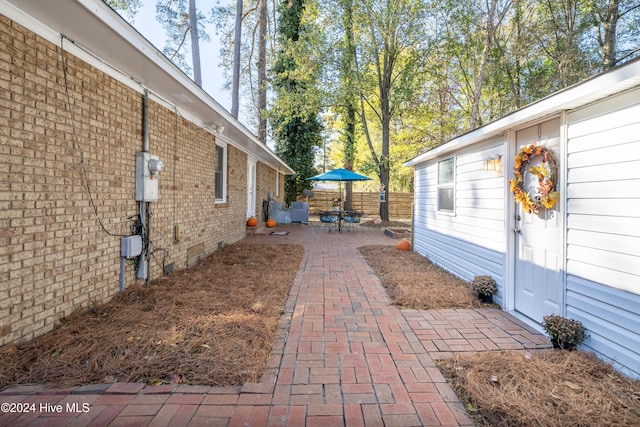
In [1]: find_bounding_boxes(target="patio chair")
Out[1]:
[341,211,363,232]
[317,210,339,232]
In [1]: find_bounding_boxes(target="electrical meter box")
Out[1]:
[135,152,163,201]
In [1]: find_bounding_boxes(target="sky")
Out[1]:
[131,1,232,111]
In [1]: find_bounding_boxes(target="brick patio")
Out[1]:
[0,224,551,426]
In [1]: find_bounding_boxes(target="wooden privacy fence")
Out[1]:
[299,190,413,218]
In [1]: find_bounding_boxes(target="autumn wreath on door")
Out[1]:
[509,143,559,214]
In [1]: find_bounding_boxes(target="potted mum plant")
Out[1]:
[541,314,587,351]
[331,197,342,211]
[471,275,497,303]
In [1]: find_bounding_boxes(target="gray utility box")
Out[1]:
[121,235,143,258]
[291,202,309,223]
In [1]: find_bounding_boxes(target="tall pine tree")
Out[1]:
[271,0,323,205]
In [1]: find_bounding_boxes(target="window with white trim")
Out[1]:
[437,157,455,212]
[215,143,227,202]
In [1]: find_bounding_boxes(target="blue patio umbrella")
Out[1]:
[306,168,372,182]
[306,168,373,217]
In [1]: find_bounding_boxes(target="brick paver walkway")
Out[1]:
[1,224,550,426]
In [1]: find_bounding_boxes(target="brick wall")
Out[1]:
[255,162,283,221]
[0,15,280,346]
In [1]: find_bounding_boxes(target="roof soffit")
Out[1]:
[2,0,294,174]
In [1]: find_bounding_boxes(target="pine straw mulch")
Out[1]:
[438,351,640,427]
[0,242,303,390]
[359,244,640,427]
[359,245,485,309]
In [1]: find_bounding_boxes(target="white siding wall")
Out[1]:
[413,138,507,302]
[411,84,640,378]
[566,87,640,378]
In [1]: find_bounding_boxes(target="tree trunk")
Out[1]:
[342,0,356,212]
[378,122,390,221]
[513,0,522,108]
[189,0,201,87]
[378,158,389,221]
[344,103,355,211]
[599,0,620,69]
[378,46,392,222]
[469,0,498,130]
[257,0,268,143]
[231,0,243,118]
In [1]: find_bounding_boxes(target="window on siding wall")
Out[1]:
[437,157,455,212]
[215,144,227,202]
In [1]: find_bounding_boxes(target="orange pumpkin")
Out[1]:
[247,217,258,227]
[266,219,276,228]
[397,240,411,251]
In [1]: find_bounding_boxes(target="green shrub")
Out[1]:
[542,315,587,350]
[471,275,497,296]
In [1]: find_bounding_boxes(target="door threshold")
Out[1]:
[506,310,544,334]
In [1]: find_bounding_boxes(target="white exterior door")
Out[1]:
[514,119,563,321]
[247,158,256,218]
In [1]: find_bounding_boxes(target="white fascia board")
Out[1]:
[213,131,294,175]
[74,0,231,115]
[404,59,640,167]
[1,0,150,94]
